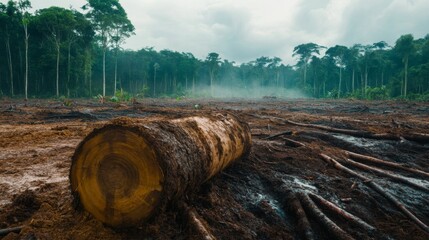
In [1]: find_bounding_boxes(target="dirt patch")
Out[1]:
[0,98,428,239]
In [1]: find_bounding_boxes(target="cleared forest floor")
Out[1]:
[0,98,428,239]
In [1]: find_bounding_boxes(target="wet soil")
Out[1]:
[0,98,428,239]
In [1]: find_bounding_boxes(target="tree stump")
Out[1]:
[70,113,251,227]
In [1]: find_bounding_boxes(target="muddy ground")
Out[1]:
[0,98,428,239]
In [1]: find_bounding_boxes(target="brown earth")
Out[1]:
[0,98,428,239]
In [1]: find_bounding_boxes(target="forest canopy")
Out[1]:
[1,0,428,100]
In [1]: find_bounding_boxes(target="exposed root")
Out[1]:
[345,151,429,179]
[287,193,315,240]
[297,192,355,240]
[283,137,306,147]
[263,130,292,140]
[0,226,22,236]
[320,154,429,234]
[308,193,376,232]
[338,158,429,193]
[181,203,217,240]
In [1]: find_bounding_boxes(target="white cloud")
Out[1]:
[11,0,429,64]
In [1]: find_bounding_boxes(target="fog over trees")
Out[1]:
[1,0,429,100]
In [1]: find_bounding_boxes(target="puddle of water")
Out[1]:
[252,192,287,220]
[331,133,397,153]
[292,178,317,191]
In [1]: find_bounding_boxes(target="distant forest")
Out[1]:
[1,0,429,100]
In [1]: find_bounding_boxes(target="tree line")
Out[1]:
[1,0,428,100]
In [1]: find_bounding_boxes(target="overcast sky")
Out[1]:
[7,0,429,64]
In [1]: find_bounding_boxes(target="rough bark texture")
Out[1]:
[70,113,251,227]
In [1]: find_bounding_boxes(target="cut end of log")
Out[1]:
[70,113,251,227]
[70,127,164,227]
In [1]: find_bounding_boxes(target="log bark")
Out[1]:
[345,151,429,179]
[0,226,22,236]
[308,193,375,232]
[263,130,292,140]
[285,120,400,140]
[297,192,354,240]
[180,203,217,240]
[286,120,429,143]
[339,158,429,193]
[70,113,251,227]
[320,154,429,234]
[287,193,315,240]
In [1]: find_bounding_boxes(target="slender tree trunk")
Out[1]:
[338,67,342,99]
[323,81,326,97]
[210,70,214,97]
[352,68,355,93]
[174,75,177,94]
[56,42,60,97]
[164,73,167,94]
[114,49,118,96]
[24,27,29,100]
[192,75,195,95]
[89,58,92,97]
[364,63,368,96]
[103,48,106,97]
[67,42,72,97]
[313,72,316,97]
[404,56,408,97]
[153,68,156,97]
[5,37,14,96]
[303,63,307,86]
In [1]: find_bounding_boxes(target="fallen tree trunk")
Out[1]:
[297,192,354,240]
[70,113,251,227]
[0,226,22,236]
[308,193,375,232]
[285,120,400,141]
[339,158,429,193]
[345,151,429,179]
[320,154,429,234]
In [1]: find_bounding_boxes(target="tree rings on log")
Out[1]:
[70,113,251,227]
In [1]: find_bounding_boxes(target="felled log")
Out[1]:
[297,192,354,240]
[180,203,217,240]
[0,226,22,236]
[345,151,429,179]
[339,158,429,193]
[70,113,251,227]
[287,193,315,240]
[285,120,400,140]
[320,154,429,234]
[308,193,375,232]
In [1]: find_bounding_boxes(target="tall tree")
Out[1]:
[17,0,31,99]
[326,45,348,98]
[205,52,221,97]
[0,1,20,96]
[394,34,415,97]
[110,8,134,96]
[293,43,324,86]
[83,0,133,97]
[153,62,159,97]
[33,7,76,97]
[345,45,361,93]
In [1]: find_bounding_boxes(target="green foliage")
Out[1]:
[406,92,429,101]
[114,89,132,101]
[365,87,389,100]
[135,85,149,99]
[109,96,119,102]
[0,2,429,101]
